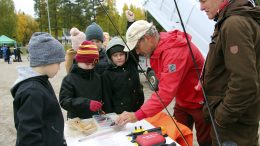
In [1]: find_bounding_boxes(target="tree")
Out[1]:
[31,0,147,40]
[102,2,147,37]
[96,0,121,36]
[119,3,146,35]
[34,0,48,32]
[34,0,93,38]
[16,12,39,46]
[0,0,17,39]
[256,0,260,5]
[49,0,60,38]
[146,11,165,32]
[68,0,92,31]
[119,3,129,35]
[129,4,145,20]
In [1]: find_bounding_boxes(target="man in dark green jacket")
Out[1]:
[199,0,260,145]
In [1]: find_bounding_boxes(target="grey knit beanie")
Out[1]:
[85,22,104,42]
[28,32,65,67]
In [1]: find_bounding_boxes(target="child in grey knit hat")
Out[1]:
[10,32,66,146]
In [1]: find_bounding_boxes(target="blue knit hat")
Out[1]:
[28,32,65,67]
[85,22,104,42]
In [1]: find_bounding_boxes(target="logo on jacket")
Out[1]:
[168,64,176,73]
[230,45,239,54]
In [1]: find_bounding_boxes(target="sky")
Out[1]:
[13,0,144,17]
[13,0,35,16]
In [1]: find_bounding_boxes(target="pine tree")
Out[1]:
[0,0,17,39]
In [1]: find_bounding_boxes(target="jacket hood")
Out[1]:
[227,6,260,24]
[105,37,128,66]
[217,0,260,24]
[106,37,125,51]
[153,30,192,56]
[10,66,42,97]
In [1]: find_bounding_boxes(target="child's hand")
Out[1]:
[90,100,102,112]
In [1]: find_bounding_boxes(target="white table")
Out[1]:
[64,119,180,146]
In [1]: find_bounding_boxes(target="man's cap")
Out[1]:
[124,20,153,52]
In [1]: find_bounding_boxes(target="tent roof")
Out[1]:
[0,35,16,44]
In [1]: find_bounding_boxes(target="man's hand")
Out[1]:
[125,10,135,22]
[115,111,138,126]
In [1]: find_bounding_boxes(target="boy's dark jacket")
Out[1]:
[59,66,102,119]
[95,48,110,75]
[102,44,144,114]
[10,67,66,146]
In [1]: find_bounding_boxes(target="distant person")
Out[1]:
[102,37,144,114]
[2,45,7,61]
[85,22,109,75]
[65,27,86,73]
[10,32,66,146]
[13,47,17,61]
[6,46,11,64]
[103,32,110,48]
[199,0,260,145]
[59,41,103,119]
[0,46,3,58]
[16,47,23,62]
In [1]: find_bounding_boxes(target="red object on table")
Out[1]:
[136,132,166,146]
